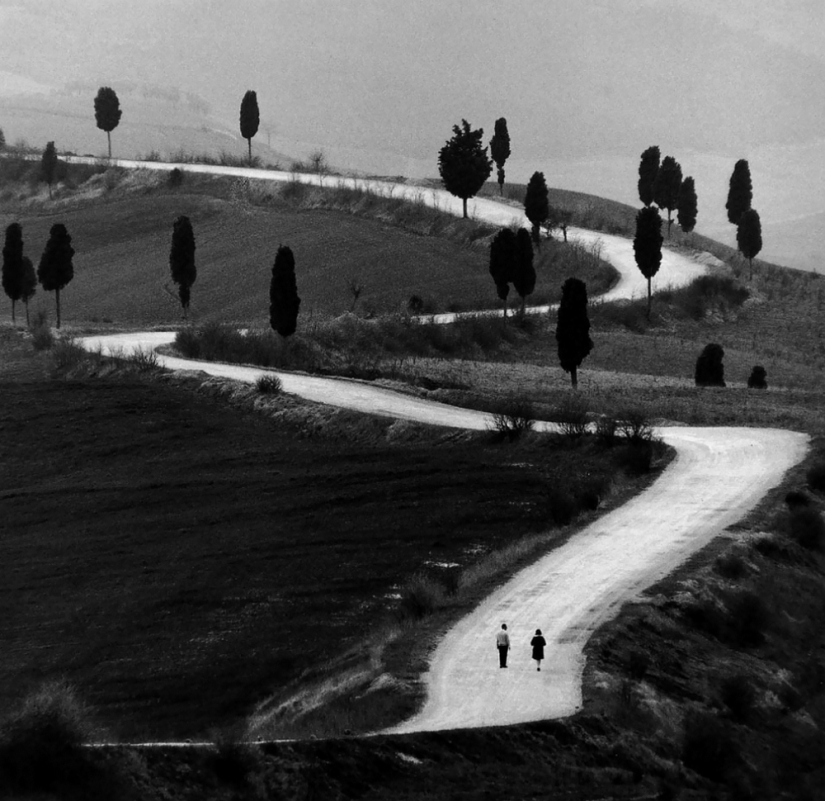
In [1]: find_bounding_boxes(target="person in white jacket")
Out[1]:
[496,623,510,668]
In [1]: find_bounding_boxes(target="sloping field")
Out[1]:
[0,192,499,325]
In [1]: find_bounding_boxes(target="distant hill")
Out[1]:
[0,76,292,166]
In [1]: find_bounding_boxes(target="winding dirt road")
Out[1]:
[75,165,809,734]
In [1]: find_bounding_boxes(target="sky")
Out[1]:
[1,0,823,269]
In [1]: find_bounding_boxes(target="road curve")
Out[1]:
[74,176,808,734]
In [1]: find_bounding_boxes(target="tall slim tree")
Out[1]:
[737,208,762,279]
[438,119,492,219]
[512,228,536,314]
[239,90,260,165]
[270,245,301,337]
[726,159,752,225]
[633,205,663,320]
[94,86,122,159]
[489,227,516,318]
[555,277,593,389]
[2,223,25,324]
[37,223,74,329]
[524,171,550,249]
[677,176,698,234]
[20,256,36,327]
[637,146,660,207]
[489,117,511,196]
[169,216,196,318]
[652,155,682,236]
[41,141,58,199]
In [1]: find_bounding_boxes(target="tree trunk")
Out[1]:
[107,131,112,159]
[25,301,30,327]
[562,226,568,243]
[647,277,652,320]
[571,365,578,389]
[521,295,526,316]
[11,300,15,325]
[48,182,52,200]
[248,137,252,165]
[462,198,468,219]
[55,287,61,329]
[502,297,508,321]
[666,210,673,238]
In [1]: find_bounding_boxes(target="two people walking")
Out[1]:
[496,623,546,671]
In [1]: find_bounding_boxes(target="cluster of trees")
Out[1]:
[726,159,762,278]
[637,146,697,238]
[488,227,535,316]
[694,343,767,390]
[2,222,74,327]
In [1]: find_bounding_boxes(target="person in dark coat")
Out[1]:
[530,628,546,671]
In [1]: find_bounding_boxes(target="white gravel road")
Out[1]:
[74,165,808,734]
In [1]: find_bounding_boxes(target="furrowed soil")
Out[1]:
[0,330,653,741]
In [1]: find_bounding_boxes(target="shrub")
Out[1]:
[207,728,260,785]
[787,507,825,551]
[50,339,88,370]
[720,675,756,722]
[594,415,618,445]
[728,590,770,647]
[785,490,810,509]
[0,682,97,794]
[553,395,589,437]
[616,407,654,442]
[806,462,825,493]
[255,373,283,395]
[617,439,654,474]
[715,553,748,580]
[396,574,448,622]
[682,710,740,782]
[544,486,578,526]
[169,167,185,187]
[128,346,160,372]
[407,294,424,314]
[489,398,535,440]
[626,649,651,681]
[747,365,767,389]
[678,275,749,320]
[695,343,726,387]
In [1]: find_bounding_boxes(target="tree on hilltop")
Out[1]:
[41,141,58,199]
[94,87,122,159]
[37,223,74,328]
[737,208,762,280]
[2,222,25,324]
[20,256,36,327]
[438,119,492,219]
[524,171,549,249]
[555,277,593,389]
[637,146,660,207]
[489,117,511,196]
[169,216,196,319]
[489,227,516,318]
[512,228,536,314]
[652,155,682,236]
[270,245,301,337]
[240,90,260,165]
[726,159,752,225]
[677,176,698,234]
[633,205,663,320]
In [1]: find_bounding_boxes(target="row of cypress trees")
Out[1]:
[2,223,74,327]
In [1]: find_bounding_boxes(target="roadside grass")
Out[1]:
[0,330,666,741]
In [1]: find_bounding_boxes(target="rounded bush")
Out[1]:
[747,365,767,389]
[695,342,726,387]
[806,462,825,493]
[787,507,825,551]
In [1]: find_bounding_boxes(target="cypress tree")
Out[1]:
[438,119,493,219]
[524,171,550,249]
[555,277,593,389]
[20,256,36,327]
[652,155,682,236]
[41,141,58,199]
[726,159,752,225]
[270,245,301,337]
[94,86,122,159]
[239,90,260,165]
[633,205,663,320]
[677,176,698,234]
[737,208,762,279]
[37,223,74,329]
[169,216,196,318]
[489,228,516,318]
[489,117,511,196]
[512,228,536,315]
[2,222,24,324]
[637,146,660,207]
